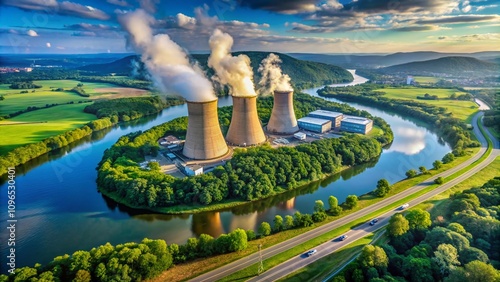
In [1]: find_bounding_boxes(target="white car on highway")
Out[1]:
[398,203,410,210]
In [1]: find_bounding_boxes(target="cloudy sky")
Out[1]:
[1,0,499,54]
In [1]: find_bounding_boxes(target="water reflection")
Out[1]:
[387,127,427,155]
[0,75,451,271]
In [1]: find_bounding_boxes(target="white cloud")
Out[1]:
[46,42,51,47]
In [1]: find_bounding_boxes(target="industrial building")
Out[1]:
[340,116,373,134]
[267,90,299,134]
[308,110,344,128]
[183,100,228,160]
[297,117,332,133]
[226,96,266,146]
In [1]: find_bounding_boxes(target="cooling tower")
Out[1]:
[183,100,228,160]
[267,90,299,134]
[226,96,266,146]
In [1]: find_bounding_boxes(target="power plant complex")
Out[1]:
[161,92,372,176]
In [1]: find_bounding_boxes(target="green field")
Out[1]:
[0,103,96,154]
[376,87,478,121]
[0,79,143,116]
[413,76,440,84]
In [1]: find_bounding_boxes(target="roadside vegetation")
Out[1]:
[336,176,500,282]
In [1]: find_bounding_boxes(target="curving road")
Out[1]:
[189,111,499,282]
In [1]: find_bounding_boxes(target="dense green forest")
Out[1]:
[0,97,182,175]
[77,52,354,91]
[96,94,392,210]
[318,85,480,156]
[0,229,249,282]
[338,177,500,282]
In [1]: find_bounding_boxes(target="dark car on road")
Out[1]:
[370,218,379,225]
[339,235,348,241]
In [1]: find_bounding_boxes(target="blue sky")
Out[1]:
[1,0,499,54]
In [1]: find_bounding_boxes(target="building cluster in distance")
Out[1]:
[298,109,373,134]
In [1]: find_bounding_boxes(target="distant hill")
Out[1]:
[381,56,499,76]
[288,51,500,69]
[77,51,353,89]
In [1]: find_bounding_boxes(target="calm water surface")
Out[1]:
[0,72,451,270]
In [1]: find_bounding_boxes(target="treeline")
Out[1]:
[84,96,183,122]
[0,194,360,282]
[0,97,182,175]
[0,100,91,120]
[8,81,42,89]
[97,94,391,210]
[318,85,479,156]
[70,86,89,97]
[481,89,499,133]
[0,119,110,175]
[0,228,248,282]
[79,76,152,90]
[338,177,500,282]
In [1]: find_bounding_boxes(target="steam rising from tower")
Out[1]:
[119,10,227,159]
[208,29,256,97]
[118,9,216,102]
[209,29,266,145]
[258,53,293,95]
[259,54,298,134]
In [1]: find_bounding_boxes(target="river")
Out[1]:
[0,71,451,271]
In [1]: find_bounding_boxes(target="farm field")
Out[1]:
[0,103,96,155]
[376,87,478,121]
[0,79,150,116]
[413,76,440,84]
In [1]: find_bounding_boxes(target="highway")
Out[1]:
[189,111,499,282]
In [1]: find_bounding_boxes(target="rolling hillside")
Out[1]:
[78,52,353,90]
[381,56,499,76]
[289,51,500,69]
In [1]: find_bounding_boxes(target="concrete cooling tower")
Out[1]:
[183,100,228,160]
[226,96,266,146]
[267,90,299,134]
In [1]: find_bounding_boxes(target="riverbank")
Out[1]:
[156,143,481,281]
[96,93,392,214]
[0,96,183,175]
[0,72,455,271]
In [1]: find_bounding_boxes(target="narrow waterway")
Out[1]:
[0,71,451,270]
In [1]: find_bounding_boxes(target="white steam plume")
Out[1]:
[118,9,215,102]
[258,53,293,94]
[208,29,256,97]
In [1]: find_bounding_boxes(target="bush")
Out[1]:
[435,177,444,184]
[442,153,455,164]
[405,169,418,178]
[258,222,271,237]
[345,195,358,209]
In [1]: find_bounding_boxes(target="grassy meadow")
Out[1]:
[0,79,147,116]
[413,76,440,85]
[0,79,151,155]
[0,103,96,155]
[375,87,478,121]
